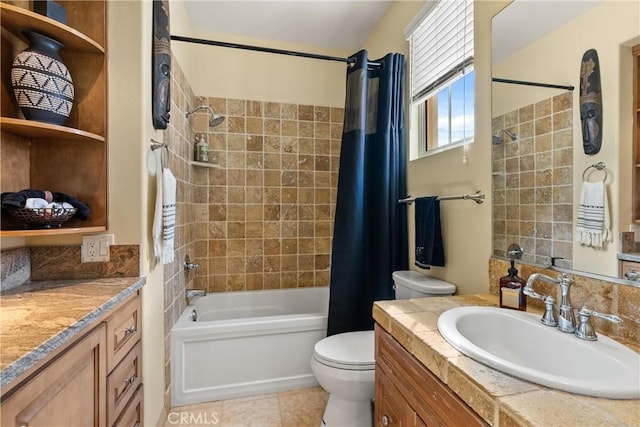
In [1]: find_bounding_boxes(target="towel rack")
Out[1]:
[398,191,485,205]
[150,138,168,168]
[582,161,607,182]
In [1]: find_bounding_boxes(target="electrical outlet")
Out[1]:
[82,234,114,263]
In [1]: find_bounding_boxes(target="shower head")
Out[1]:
[492,128,518,145]
[185,105,225,128]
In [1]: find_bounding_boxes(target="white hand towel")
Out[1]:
[152,152,177,264]
[576,180,610,248]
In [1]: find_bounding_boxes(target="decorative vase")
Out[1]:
[11,30,74,126]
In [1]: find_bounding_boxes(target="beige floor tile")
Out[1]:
[279,386,328,427]
[221,395,283,427]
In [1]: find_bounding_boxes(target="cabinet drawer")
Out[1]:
[105,294,141,372]
[376,326,487,427]
[107,342,142,427]
[620,260,640,281]
[113,385,143,427]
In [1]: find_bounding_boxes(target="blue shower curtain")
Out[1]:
[327,50,408,336]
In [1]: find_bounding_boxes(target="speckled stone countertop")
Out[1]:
[373,294,640,427]
[0,277,145,390]
[619,252,640,263]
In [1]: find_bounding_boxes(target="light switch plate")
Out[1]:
[82,234,114,263]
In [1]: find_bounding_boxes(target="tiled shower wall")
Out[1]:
[188,97,343,293]
[491,92,573,267]
[162,54,198,408]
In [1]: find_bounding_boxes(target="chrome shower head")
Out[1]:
[185,105,225,128]
[492,128,518,145]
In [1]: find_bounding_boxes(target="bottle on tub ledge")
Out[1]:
[499,243,527,311]
[194,134,209,163]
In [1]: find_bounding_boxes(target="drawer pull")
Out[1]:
[624,269,640,281]
[381,415,390,426]
[124,325,136,336]
[127,375,137,385]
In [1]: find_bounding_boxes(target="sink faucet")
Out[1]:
[524,273,576,333]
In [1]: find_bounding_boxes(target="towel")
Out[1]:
[576,180,610,248]
[414,196,445,269]
[152,151,176,264]
[1,189,90,219]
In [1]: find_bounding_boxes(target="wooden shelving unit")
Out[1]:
[633,44,640,223]
[0,1,107,238]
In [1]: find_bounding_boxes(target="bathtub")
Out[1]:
[170,287,329,406]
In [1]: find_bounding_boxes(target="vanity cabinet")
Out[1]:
[0,292,142,427]
[375,326,487,427]
[0,1,107,237]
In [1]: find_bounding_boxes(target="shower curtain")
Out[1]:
[327,50,408,336]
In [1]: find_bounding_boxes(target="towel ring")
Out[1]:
[150,139,168,168]
[582,161,607,182]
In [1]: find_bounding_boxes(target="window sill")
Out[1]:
[410,139,473,161]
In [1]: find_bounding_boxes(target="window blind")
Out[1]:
[408,0,474,103]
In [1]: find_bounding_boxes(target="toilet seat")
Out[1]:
[313,330,375,371]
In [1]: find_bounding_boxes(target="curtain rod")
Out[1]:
[170,35,380,66]
[492,77,574,91]
[398,191,485,205]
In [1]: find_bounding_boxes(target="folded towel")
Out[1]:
[414,196,445,269]
[152,150,176,264]
[1,189,90,219]
[576,180,610,248]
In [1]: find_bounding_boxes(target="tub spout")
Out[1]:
[186,289,205,305]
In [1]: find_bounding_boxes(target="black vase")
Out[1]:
[11,30,74,126]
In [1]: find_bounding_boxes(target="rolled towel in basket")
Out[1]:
[1,189,90,220]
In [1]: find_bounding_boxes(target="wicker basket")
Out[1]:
[7,207,77,228]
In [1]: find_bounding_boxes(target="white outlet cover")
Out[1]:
[82,234,114,263]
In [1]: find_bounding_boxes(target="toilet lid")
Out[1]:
[313,330,375,370]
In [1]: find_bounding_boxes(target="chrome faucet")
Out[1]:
[524,273,576,333]
[575,306,622,341]
[186,288,205,305]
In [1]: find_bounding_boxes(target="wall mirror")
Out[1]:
[491,0,639,282]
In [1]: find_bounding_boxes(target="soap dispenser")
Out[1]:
[194,134,209,162]
[499,244,527,311]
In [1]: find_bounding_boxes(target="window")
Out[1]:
[406,0,474,158]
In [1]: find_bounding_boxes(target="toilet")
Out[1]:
[311,270,456,427]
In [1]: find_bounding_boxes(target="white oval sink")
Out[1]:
[437,306,640,399]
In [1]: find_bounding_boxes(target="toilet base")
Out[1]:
[320,394,372,427]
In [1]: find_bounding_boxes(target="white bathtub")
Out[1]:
[170,287,329,406]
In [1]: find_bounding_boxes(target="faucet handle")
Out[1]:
[575,305,622,341]
[540,296,558,327]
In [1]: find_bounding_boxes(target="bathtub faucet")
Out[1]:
[186,289,205,305]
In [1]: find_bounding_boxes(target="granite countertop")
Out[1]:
[0,276,145,390]
[618,252,640,263]
[373,294,640,427]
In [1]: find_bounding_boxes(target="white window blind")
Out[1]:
[408,0,474,103]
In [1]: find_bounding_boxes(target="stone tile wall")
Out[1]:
[188,97,343,293]
[492,92,573,268]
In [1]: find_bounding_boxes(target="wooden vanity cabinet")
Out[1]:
[0,292,142,427]
[0,323,107,427]
[375,326,487,427]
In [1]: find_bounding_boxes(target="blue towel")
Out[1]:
[414,197,445,269]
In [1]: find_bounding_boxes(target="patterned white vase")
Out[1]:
[11,30,74,126]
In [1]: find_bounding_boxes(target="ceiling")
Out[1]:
[183,0,393,51]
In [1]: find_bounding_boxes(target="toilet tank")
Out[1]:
[392,270,456,299]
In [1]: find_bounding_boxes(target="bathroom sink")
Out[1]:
[437,306,640,399]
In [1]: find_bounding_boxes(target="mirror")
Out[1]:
[491,0,639,280]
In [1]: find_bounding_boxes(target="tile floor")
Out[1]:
[163,386,328,427]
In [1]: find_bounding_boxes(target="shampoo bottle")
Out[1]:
[194,134,209,162]
[499,259,527,311]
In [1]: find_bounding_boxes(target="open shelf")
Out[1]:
[190,161,222,169]
[0,118,105,143]
[0,3,104,53]
[0,225,106,238]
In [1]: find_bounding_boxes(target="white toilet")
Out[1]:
[311,270,456,427]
